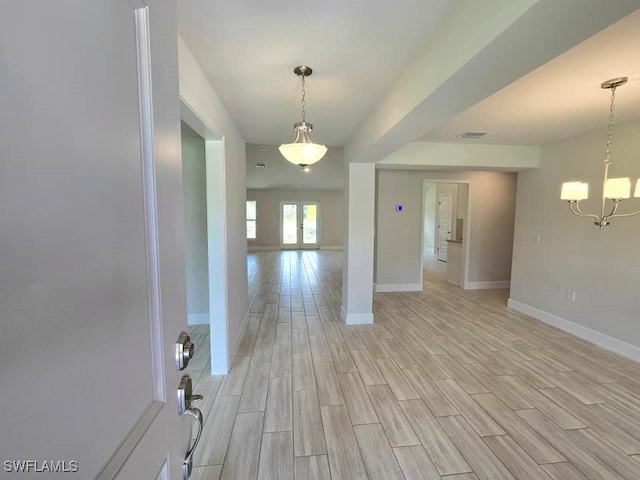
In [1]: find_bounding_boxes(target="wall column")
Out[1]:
[341,162,375,325]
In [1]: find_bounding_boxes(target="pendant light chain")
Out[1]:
[279,65,327,168]
[604,85,616,166]
[300,73,306,122]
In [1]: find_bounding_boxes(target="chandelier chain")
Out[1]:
[300,74,306,122]
[604,85,616,166]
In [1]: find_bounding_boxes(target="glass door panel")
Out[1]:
[302,203,318,245]
[282,203,298,246]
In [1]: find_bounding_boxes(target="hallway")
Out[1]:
[189,250,640,480]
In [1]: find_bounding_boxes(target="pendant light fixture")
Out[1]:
[561,77,640,228]
[279,66,327,169]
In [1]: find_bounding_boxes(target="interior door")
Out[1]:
[280,202,320,249]
[438,194,453,262]
[0,3,192,479]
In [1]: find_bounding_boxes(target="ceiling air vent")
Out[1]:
[256,163,266,168]
[456,130,489,139]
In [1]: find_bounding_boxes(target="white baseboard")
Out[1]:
[341,306,374,325]
[187,313,209,325]
[248,246,343,252]
[345,312,374,325]
[374,283,422,293]
[507,298,640,363]
[464,280,510,290]
[247,246,279,251]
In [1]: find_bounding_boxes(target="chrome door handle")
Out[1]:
[175,331,195,371]
[182,407,203,480]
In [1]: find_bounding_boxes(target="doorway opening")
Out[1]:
[421,180,470,287]
[180,100,230,375]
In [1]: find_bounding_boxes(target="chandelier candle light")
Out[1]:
[279,66,328,170]
[561,77,640,228]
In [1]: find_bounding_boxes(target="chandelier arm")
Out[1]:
[602,198,620,221]
[568,201,599,221]
[606,209,640,220]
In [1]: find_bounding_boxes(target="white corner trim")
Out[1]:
[464,280,511,290]
[187,313,209,325]
[227,308,251,366]
[374,283,422,293]
[344,312,374,325]
[507,298,640,363]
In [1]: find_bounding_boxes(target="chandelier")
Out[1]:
[561,77,640,228]
[279,66,327,169]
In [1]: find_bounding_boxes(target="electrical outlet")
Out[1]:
[566,289,576,302]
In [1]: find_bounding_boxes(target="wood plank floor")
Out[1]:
[189,250,640,480]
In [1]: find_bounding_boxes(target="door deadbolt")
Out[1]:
[175,331,195,371]
[177,374,203,415]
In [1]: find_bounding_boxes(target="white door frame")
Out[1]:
[421,180,471,289]
[180,99,232,375]
[279,201,321,249]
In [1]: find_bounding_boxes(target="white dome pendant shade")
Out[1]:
[279,66,327,169]
[279,121,327,167]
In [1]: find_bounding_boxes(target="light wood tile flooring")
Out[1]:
[189,250,640,480]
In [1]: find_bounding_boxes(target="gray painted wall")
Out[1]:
[510,119,640,347]
[247,144,344,190]
[181,133,209,322]
[247,189,344,249]
[376,169,517,286]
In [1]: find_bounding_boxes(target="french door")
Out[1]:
[280,202,320,249]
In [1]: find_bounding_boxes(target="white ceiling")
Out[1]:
[177,0,460,146]
[178,0,640,168]
[418,9,640,146]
